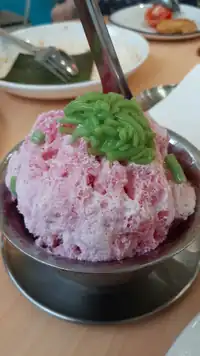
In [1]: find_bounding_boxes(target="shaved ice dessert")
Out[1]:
[5,92,196,262]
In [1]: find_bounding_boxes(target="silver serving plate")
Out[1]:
[1,85,200,276]
[1,85,200,323]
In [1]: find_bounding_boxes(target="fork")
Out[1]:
[0,27,79,83]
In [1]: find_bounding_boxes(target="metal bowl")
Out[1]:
[1,85,200,288]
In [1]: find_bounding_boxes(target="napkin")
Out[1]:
[166,313,200,356]
[149,65,200,150]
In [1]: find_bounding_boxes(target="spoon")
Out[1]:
[73,0,132,99]
[153,0,181,14]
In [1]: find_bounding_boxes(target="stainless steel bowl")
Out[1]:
[1,85,200,288]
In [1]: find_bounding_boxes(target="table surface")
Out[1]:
[1,37,200,356]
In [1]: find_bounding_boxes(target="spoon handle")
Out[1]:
[74,0,132,99]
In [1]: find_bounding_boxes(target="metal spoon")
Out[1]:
[153,0,181,14]
[0,27,79,79]
[74,0,132,99]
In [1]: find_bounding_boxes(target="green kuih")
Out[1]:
[61,92,156,164]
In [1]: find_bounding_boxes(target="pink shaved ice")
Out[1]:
[5,110,196,262]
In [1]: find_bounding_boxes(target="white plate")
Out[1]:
[110,4,200,41]
[0,21,149,100]
[167,314,200,356]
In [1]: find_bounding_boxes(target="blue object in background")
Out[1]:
[0,0,198,25]
[0,0,55,25]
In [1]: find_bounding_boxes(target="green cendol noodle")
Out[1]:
[59,92,156,164]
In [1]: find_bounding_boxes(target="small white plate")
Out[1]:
[167,314,200,356]
[0,21,149,100]
[110,4,200,41]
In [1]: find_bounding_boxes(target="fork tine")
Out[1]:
[46,57,71,82]
[35,46,74,83]
[36,58,68,83]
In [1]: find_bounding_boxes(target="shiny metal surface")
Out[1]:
[137,84,176,111]
[2,237,200,324]
[1,84,200,323]
[74,0,132,98]
[153,0,181,13]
